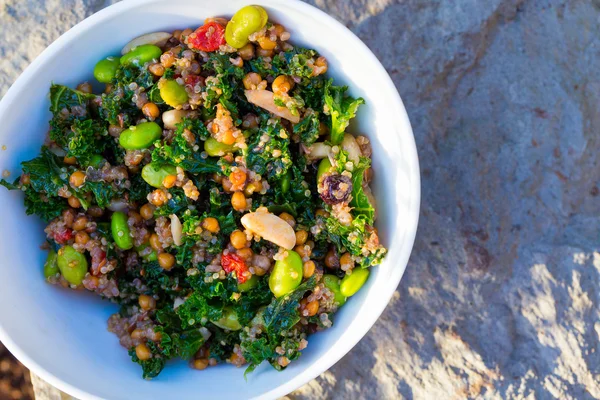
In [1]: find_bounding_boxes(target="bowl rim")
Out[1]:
[0,0,420,398]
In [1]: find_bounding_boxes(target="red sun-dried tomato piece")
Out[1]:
[184,74,205,89]
[188,22,226,52]
[54,228,73,244]
[221,253,249,283]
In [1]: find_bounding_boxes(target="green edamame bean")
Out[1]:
[280,171,291,194]
[56,246,88,285]
[322,274,346,306]
[317,158,332,183]
[238,275,259,292]
[211,307,242,331]
[225,5,269,48]
[141,162,177,188]
[204,137,235,157]
[88,155,106,168]
[136,244,158,262]
[269,250,303,298]
[159,79,188,108]
[111,211,133,250]
[43,249,59,279]
[93,56,120,83]
[340,268,370,297]
[120,44,162,66]
[119,122,162,150]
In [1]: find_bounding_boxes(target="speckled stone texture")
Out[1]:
[1,0,599,399]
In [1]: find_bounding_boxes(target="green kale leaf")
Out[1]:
[128,341,166,380]
[323,79,364,145]
[293,111,320,146]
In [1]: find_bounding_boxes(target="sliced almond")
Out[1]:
[162,110,197,130]
[305,142,331,161]
[121,32,172,55]
[341,133,362,164]
[170,214,183,246]
[244,90,301,123]
[241,210,296,250]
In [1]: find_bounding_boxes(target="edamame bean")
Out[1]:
[111,211,133,250]
[322,274,346,306]
[280,171,291,194]
[211,307,242,331]
[43,249,59,279]
[159,79,189,108]
[141,162,177,188]
[340,268,369,297]
[269,250,303,298]
[88,155,106,168]
[317,158,332,183]
[204,137,235,157]
[238,275,259,292]
[225,5,269,48]
[56,245,89,285]
[93,56,120,83]
[120,44,162,66]
[119,121,162,150]
[136,244,158,262]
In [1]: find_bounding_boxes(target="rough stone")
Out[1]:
[1,0,598,399]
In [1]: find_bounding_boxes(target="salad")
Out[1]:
[0,5,386,379]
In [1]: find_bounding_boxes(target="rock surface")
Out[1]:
[1,0,599,399]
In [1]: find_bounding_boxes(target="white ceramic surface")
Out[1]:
[0,0,420,399]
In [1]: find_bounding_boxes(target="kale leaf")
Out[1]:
[293,111,320,146]
[128,341,166,380]
[323,79,364,145]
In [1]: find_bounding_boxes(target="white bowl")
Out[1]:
[0,0,420,398]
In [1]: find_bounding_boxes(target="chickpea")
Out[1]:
[294,244,311,259]
[314,56,328,75]
[229,170,247,187]
[160,52,175,68]
[230,230,247,249]
[256,47,274,58]
[295,230,308,246]
[162,175,177,189]
[142,102,160,119]
[75,231,90,245]
[238,43,255,60]
[158,253,175,270]
[220,130,236,146]
[88,206,104,217]
[69,171,86,188]
[340,253,354,270]
[303,260,315,278]
[325,248,340,269]
[272,75,294,95]
[300,298,319,317]
[279,212,295,228]
[257,36,277,50]
[231,191,247,211]
[242,72,262,90]
[237,247,253,260]
[271,24,286,36]
[140,204,156,220]
[20,174,30,185]
[139,294,156,311]
[315,209,330,218]
[76,82,93,93]
[63,156,77,165]
[149,63,165,76]
[149,234,162,251]
[72,216,88,231]
[135,343,152,361]
[181,28,193,39]
[131,328,144,340]
[149,189,168,206]
[244,181,262,197]
[68,196,81,209]
[202,217,220,233]
[193,359,209,370]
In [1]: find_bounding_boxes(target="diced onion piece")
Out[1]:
[244,90,300,123]
[162,110,196,130]
[240,210,296,250]
[170,214,183,246]
[121,32,172,55]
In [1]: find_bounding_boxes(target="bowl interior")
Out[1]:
[0,0,419,399]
